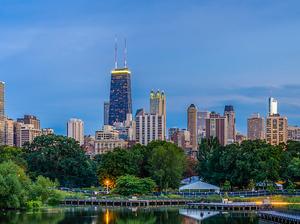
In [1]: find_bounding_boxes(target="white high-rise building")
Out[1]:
[67,118,84,145]
[269,97,278,116]
[135,109,165,145]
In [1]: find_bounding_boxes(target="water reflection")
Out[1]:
[0,207,260,224]
[179,209,219,221]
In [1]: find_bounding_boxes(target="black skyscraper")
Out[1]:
[108,68,132,125]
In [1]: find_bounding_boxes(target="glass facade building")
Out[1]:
[108,68,132,125]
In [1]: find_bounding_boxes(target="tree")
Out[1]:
[29,176,59,203]
[114,175,156,196]
[197,139,284,189]
[147,141,186,190]
[287,158,300,182]
[0,145,27,169]
[222,180,231,192]
[0,161,31,209]
[23,135,97,187]
[96,147,144,185]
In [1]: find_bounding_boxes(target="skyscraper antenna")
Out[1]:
[114,36,118,69]
[124,38,127,68]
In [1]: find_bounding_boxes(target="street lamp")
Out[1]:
[105,180,110,194]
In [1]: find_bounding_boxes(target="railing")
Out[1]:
[58,187,300,198]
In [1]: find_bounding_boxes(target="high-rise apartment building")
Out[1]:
[206,112,228,146]
[269,97,278,116]
[247,113,265,140]
[288,126,300,142]
[224,105,236,144]
[13,121,22,147]
[150,90,166,137]
[12,122,42,147]
[197,111,210,140]
[67,118,84,145]
[103,101,110,125]
[4,117,14,146]
[135,109,165,145]
[0,82,4,145]
[17,115,40,130]
[187,104,198,150]
[266,114,288,145]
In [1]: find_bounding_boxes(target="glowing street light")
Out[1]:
[105,179,110,194]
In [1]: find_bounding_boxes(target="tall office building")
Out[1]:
[247,113,265,140]
[17,115,40,130]
[224,105,236,144]
[108,40,132,125]
[4,117,14,146]
[103,101,110,125]
[206,112,228,146]
[288,126,300,142]
[0,82,4,145]
[266,114,288,145]
[135,109,165,145]
[150,90,166,137]
[197,111,210,139]
[269,97,278,116]
[187,104,198,150]
[67,118,84,145]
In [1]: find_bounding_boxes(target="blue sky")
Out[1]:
[1,0,300,135]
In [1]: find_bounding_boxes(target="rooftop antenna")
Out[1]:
[124,38,127,68]
[114,36,118,69]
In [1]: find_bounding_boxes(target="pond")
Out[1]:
[0,207,262,224]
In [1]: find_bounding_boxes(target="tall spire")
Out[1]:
[124,38,127,68]
[114,36,118,69]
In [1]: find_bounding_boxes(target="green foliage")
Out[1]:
[222,180,231,192]
[198,138,288,189]
[0,160,66,209]
[286,180,296,194]
[96,141,186,191]
[114,175,156,196]
[0,145,27,169]
[23,135,97,187]
[25,200,42,209]
[0,161,31,209]
[248,179,255,191]
[29,176,58,203]
[96,147,144,186]
[147,141,186,190]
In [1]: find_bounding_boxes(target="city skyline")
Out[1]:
[2,1,300,135]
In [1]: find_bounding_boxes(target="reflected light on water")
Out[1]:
[105,209,110,224]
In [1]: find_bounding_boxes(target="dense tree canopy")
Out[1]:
[0,161,31,209]
[147,141,186,190]
[23,135,97,187]
[198,138,300,189]
[0,145,27,169]
[114,175,156,196]
[96,141,186,191]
